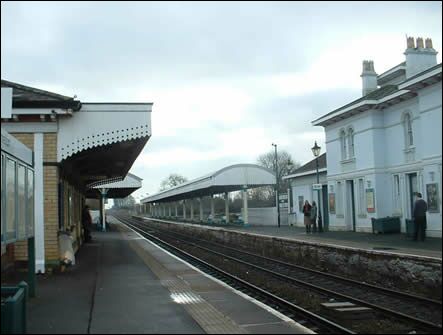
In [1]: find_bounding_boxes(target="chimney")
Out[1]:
[404,36,438,78]
[360,60,377,96]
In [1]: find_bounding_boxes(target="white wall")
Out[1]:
[248,208,277,226]
[289,172,327,227]
[323,80,442,236]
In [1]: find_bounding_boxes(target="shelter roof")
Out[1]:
[142,164,276,203]
[87,173,142,198]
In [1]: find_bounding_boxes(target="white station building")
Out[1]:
[311,37,442,237]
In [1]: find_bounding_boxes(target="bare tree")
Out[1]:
[159,173,188,191]
[257,150,300,195]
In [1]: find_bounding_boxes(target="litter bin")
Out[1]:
[406,219,416,239]
[1,281,28,334]
[371,217,401,234]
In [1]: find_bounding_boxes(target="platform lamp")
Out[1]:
[286,159,294,216]
[311,141,323,233]
[272,143,280,228]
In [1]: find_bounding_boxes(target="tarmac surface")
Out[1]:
[25,217,312,334]
[219,224,442,259]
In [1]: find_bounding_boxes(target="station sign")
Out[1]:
[312,183,322,190]
[279,193,288,208]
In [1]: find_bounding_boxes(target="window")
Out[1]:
[340,130,347,160]
[27,169,34,238]
[6,158,17,242]
[348,128,355,158]
[1,154,4,243]
[358,178,365,215]
[17,164,26,240]
[404,113,414,147]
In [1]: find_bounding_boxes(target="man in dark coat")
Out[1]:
[413,193,428,241]
[82,205,93,242]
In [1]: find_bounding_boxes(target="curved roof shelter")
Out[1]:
[142,164,276,203]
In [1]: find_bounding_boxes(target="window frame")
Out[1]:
[347,127,355,158]
[340,129,347,160]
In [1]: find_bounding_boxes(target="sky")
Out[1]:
[2,1,442,202]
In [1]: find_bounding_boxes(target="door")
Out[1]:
[408,173,418,218]
[322,185,329,231]
[346,180,356,231]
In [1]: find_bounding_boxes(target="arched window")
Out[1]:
[340,130,347,160]
[348,128,355,158]
[403,113,414,148]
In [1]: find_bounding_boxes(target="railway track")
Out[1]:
[112,213,354,334]
[114,213,442,334]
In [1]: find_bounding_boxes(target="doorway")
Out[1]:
[407,173,418,218]
[322,185,329,231]
[346,180,356,231]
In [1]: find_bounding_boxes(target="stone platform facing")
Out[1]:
[140,217,442,300]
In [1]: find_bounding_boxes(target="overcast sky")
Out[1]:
[2,1,442,200]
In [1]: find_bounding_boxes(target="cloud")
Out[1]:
[2,1,442,200]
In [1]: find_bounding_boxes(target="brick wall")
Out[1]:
[44,134,59,263]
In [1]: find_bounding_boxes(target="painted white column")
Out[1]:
[100,188,108,232]
[34,133,45,273]
[225,192,230,224]
[175,202,178,218]
[287,188,291,215]
[210,195,215,218]
[183,200,187,220]
[199,197,203,222]
[242,188,249,226]
[190,199,194,221]
[163,204,166,217]
[168,204,172,217]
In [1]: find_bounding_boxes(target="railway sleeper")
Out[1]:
[321,301,374,320]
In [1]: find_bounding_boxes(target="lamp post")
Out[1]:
[272,143,280,228]
[286,159,294,225]
[311,141,323,233]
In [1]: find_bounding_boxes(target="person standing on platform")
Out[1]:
[303,200,312,234]
[413,193,428,241]
[310,201,318,233]
[82,205,93,243]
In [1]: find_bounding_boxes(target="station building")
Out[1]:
[310,37,442,237]
[284,153,328,228]
[1,80,152,272]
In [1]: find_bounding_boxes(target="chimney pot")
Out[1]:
[416,37,424,49]
[407,36,415,49]
[425,38,433,49]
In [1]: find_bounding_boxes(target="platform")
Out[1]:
[25,217,312,334]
